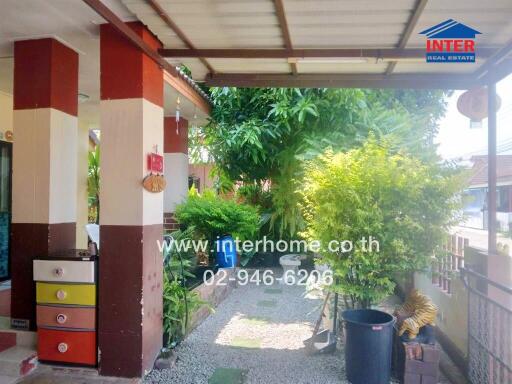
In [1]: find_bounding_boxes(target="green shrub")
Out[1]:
[175,188,260,243]
[162,229,209,347]
[301,139,463,308]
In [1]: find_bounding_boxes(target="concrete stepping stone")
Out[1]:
[256,300,277,308]
[264,288,283,294]
[240,316,270,325]
[229,337,262,349]
[208,368,247,384]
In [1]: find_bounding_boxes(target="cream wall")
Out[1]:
[1,91,89,249]
[414,272,468,356]
[0,92,13,141]
[164,153,189,213]
[76,119,89,249]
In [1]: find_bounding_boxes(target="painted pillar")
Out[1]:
[11,38,78,329]
[99,23,163,377]
[76,119,89,249]
[163,117,188,230]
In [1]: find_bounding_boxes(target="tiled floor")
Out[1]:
[19,366,141,384]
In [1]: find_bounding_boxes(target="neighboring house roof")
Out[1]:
[469,155,512,187]
[419,19,481,39]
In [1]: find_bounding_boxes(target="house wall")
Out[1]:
[414,272,468,357]
[163,152,189,213]
[76,120,89,249]
[189,163,214,192]
[0,92,13,141]
[0,90,89,250]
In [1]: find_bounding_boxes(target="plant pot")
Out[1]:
[342,309,395,384]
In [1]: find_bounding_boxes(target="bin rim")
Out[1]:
[342,309,396,327]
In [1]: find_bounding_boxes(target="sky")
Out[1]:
[435,74,512,161]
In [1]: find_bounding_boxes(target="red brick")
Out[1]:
[421,375,438,384]
[405,360,439,377]
[404,342,423,360]
[422,344,441,363]
[403,373,421,384]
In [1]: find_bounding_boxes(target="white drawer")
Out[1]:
[33,260,95,283]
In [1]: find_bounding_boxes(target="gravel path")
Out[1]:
[144,281,451,384]
[145,282,345,384]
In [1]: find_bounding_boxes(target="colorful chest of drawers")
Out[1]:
[33,250,97,366]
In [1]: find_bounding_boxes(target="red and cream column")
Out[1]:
[11,38,78,329]
[99,23,163,377]
[163,117,188,230]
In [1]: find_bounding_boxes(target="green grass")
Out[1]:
[209,368,247,384]
[230,337,262,349]
[257,300,277,308]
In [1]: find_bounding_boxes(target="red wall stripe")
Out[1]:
[14,38,78,116]
[100,22,163,107]
[164,117,188,154]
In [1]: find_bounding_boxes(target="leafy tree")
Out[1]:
[301,139,463,308]
[199,87,449,238]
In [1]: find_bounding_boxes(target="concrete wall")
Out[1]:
[0,92,13,141]
[163,152,188,213]
[76,120,89,249]
[414,246,512,362]
[414,272,468,356]
[0,90,89,250]
[189,163,215,193]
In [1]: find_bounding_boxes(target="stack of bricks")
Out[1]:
[394,340,441,384]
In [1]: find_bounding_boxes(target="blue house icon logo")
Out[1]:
[420,19,481,63]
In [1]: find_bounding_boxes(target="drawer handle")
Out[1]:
[56,314,67,324]
[56,290,67,300]
[57,342,68,353]
[53,267,64,277]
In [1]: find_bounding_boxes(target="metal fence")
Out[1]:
[462,267,512,384]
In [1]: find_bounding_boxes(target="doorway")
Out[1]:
[0,141,12,281]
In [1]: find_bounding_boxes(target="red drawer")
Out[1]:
[38,328,96,365]
[37,305,96,330]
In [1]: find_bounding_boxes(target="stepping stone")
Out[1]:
[264,288,282,294]
[208,368,247,384]
[230,337,262,349]
[241,316,270,325]
[257,300,277,308]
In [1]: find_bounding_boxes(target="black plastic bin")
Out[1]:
[342,309,396,384]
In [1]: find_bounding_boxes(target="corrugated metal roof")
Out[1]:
[122,0,512,84]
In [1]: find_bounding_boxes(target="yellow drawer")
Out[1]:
[36,282,96,306]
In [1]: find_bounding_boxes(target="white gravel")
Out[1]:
[144,282,345,384]
[144,280,451,384]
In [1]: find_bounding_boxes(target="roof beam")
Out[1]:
[159,47,495,60]
[273,0,297,75]
[205,73,477,90]
[475,38,512,83]
[81,0,211,112]
[386,0,428,75]
[144,0,215,74]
